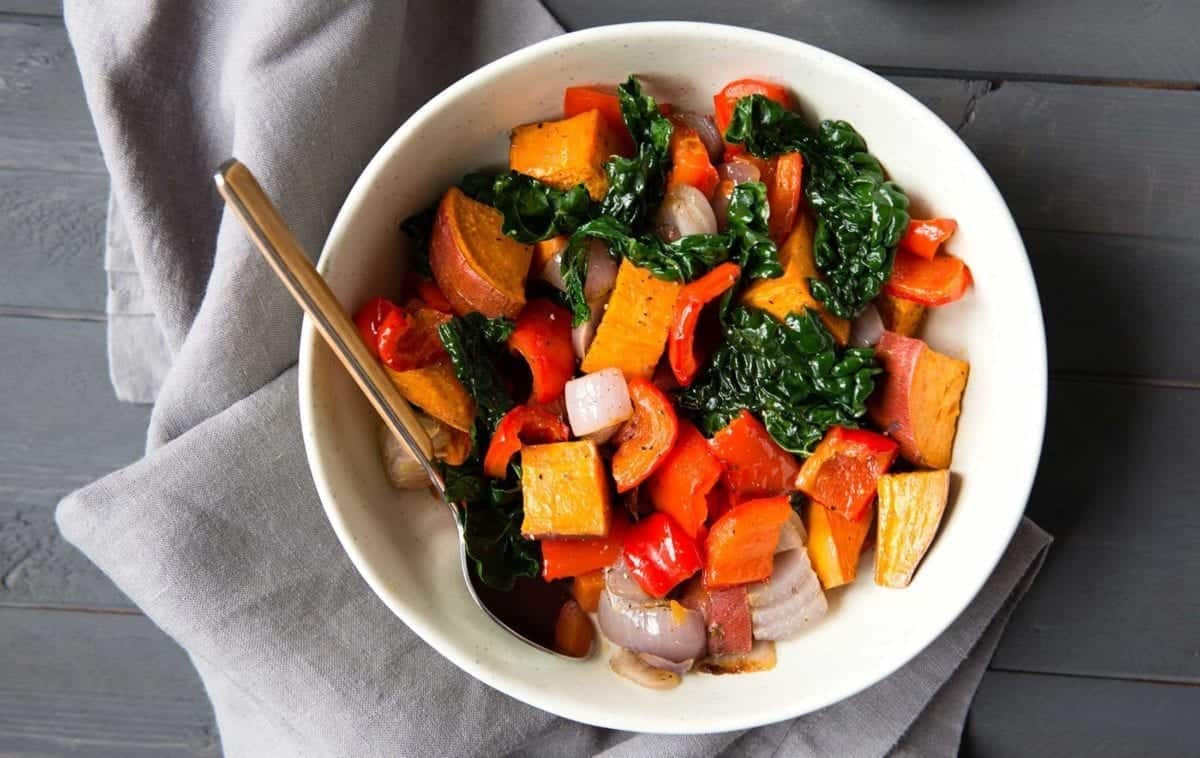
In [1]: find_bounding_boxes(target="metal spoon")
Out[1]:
[214,159,584,659]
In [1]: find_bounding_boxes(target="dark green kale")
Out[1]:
[443,461,540,591]
[724,95,910,318]
[459,170,594,243]
[725,182,783,280]
[399,206,436,277]
[676,306,880,456]
[559,216,730,325]
[599,76,674,229]
[437,312,515,435]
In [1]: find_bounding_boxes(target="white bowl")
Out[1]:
[298,22,1046,733]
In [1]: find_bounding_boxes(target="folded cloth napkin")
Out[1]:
[59,1,1051,755]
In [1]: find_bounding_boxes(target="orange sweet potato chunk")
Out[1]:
[386,360,475,433]
[875,469,950,588]
[804,500,874,589]
[520,440,612,538]
[581,259,682,379]
[510,109,621,201]
[740,212,850,344]
[875,292,927,337]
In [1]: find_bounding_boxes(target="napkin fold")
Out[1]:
[60,1,1051,755]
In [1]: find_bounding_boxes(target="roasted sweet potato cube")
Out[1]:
[874,292,927,337]
[520,440,611,538]
[510,109,621,201]
[740,213,851,344]
[875,469,950,588]
[581,259,682,380]
[804,500,873,589]
[386,360,475,433]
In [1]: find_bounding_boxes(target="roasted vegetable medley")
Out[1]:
[356,76,972,688]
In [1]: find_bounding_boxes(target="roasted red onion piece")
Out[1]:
[597,562,708,662]
[565,367,632,437]
[637,652,694,675]
[851,303,885,347]
[775,511,807,553]
[675,111,724,162]
[718,160,761,185]
[747,548,827,641]
[571,294,609,360]
[610,649,682,690]
[655,183,718,239]
[584,239,618,301]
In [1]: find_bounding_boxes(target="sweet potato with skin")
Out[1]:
[429,187,533,319]
[386,360,475,433]
[875,469,950,588]
[679,581,753,655]
[510,109,621,201]
[581,259,682,379]
[804,500,873,589]
[868,332,969,469]
[740,212,851,344]
[875,292,927,337]
[520,440,611,538]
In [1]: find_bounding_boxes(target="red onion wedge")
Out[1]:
[655,184,717,240]
[565,368,632,437]
[851,303,885,347]
[584,240,619,301]
[571,294,609,360]
[675,111,724,162]
[718,160,761,185]
[746,549,827,641]
[610,649,682,690]
[638,652,694,675]
[597,562,708,663]
[775,511,807,553]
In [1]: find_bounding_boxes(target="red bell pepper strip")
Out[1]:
[611,377,680,492]
[644,420,724,538]
[766,152,804,244]
[482,405,570,479]
[507,299,576,404]
[622,512,703,598]
[667,117,720,198]
[354,296,402,361]
[794,426,898,520]
[415,277,454,313]
[883,249,973,307]
[375,303,448,372]
[708,409,800,498]
[703,496,793,588]
[542,518,628,581]
[667,262,742,387]
[899,218,958,259]
[713,78,793,157]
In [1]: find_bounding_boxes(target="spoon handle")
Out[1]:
[214,158,446,498]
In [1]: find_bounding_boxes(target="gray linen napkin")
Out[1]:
[59,1,1052,755]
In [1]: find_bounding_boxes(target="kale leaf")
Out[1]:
[437,312,515,435]
[399,206,436,277]
[560,216,731,325]
[676,306,880,456]
[725,95,910,318]
[443,461,541,591]
[599,76,673,229]
[725,182,783,280]
[460,170,594,243]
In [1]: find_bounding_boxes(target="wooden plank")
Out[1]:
[543,0,1200,83]
[0,607,218,756]
[1029,231,1200,383]
[0,315,148,608]
[0,16,104,173]
[960,81,1200,240]
[0,169,107,314]
[992,380,1200,682]
[965,671,1200,757]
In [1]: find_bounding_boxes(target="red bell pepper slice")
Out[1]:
[611,378,680,492]
[542,518,628,581]
[667,262,742,387]
[622,512,703,598]
[482,405,570,479]
[883,249,973,306]
[713,78,793,157]
[703,495,793,588]
[794,426,898,520]
[645,420,724,538]
[375,303,448,372]
[666,117,720,198]
[900,218,958,259]
[507,299,576,404]
[708,409,800,498]
[353,296,402,361]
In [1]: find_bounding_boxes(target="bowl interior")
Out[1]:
[298,22,1045,733]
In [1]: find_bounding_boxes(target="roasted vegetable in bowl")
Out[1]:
[356,75,973,687]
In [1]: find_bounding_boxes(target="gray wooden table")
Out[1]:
[1,1,1197,755]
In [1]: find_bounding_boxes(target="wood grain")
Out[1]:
[993,380,1200,682]
[0,16,104,173]
[0,168,107,314]
[543,0,1200,84]
[0,606,218,757]
[0,316,147,608]
[966,671,1200,758]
